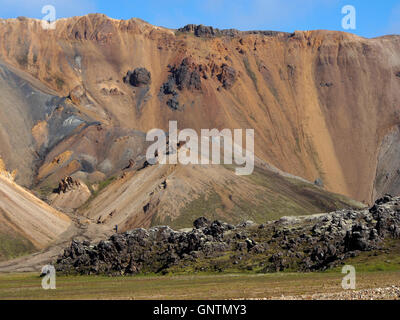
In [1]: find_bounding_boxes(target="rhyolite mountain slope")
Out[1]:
[1,14,399,266]
[0,160,71,261]
[80,159,362,231]
[0,14,399,206]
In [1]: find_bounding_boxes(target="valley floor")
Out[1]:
[0,271,399,300]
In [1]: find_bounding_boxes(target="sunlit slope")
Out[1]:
[81,161,364,231]
[0,175,71,261]
[0,15,399,203]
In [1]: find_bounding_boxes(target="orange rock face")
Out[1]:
[0,14,399,203]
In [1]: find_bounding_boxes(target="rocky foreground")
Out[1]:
[55,195,400,275]
[269,286,400,300]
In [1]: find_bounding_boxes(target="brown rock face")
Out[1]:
[0,158,17,181]
[69,85,86,105]
[373,125,400,200]
[53,177,81,194]
[48,176,91,212]
[0,174,71,252]
[0,14,399,204]
[218,64,237,89]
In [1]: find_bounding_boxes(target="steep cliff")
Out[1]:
[0,14,399,205]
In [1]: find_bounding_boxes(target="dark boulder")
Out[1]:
[205,220,225,239]
[159,59,203,110]
[193,217,210,229]
[245,238,257,250]
[314,178,324,187]
[171,58,202,91]
[218,64,237,89]
[124,68,151,87]
[373,194,394,206]
[344,224,373,251]
[166,97,180,110]
[161,78,177,95]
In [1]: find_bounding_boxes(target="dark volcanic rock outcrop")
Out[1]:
[53,176,81,194]
[178,24,289,38]
[168,58,202,91]
[124,68,151,87]
[218,64,237,89]
[178,24,239,38]
[56,195,400,275]
[159,58,202,110]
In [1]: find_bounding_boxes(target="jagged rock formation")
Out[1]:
[55,195,400,275]
[53,176,81,194]
[168,58,202,91]
[218,64,237,89]
[178,24,240,38]
[48,177,91,212]
[124,68,152,87]
[159,58,203,110]
[177,24,288,38]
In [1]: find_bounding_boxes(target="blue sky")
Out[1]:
[0,0,399,38]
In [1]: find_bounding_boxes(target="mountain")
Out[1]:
[81,159,362,231]
[1,14,400,264]
[0,14,399,205]
[0,161,71,261]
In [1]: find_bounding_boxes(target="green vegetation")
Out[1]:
[243,57,257,88]
[174,30,195,38]
[0,271,399,300]
[79,176,117,211]
[0,233,35,262]
[166,165,364,230]
[329,239,400,273]
[240,165,363,217]
[91,176,117,198]
[255,57,280,102]
[33,184,57,200]
[171,192,226,229]
[166,232,400,276]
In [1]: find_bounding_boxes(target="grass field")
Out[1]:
[0,270,399,300]
[0,233,35,262]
